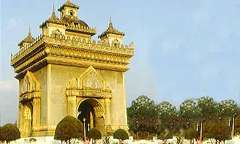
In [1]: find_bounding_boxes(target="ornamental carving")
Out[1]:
[21,71,40,94]
[66,66,111,98]
[20,71,40,101]
[94,105,105,118]
[83,70,103,89]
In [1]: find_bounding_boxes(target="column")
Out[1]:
[105,98,111,126]
[18,103,23,134]
[67,95,77,117]
[32,97,41,130]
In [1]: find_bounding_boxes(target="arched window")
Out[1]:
[70,10,74,16]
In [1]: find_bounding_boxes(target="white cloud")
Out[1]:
[6,18,18,31]
[0,79,18,92]
[0,79,18,125]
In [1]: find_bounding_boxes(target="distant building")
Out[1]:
[11,0,134,138]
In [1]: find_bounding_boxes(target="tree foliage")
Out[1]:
[235,115,240,135]
[54,116,83,143]
[127,95,158,138]
[157,101,178,133]
[128,95,240,142]
[180,99,199,122]
[197,96,217,121]
[204,119,231,143]
[218,100,238,118]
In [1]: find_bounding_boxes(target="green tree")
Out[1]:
[1,123,20,143]
[54,116,83,144]
[87,128,101,144]
[113,129,129,144]
[204,119,231,144]
[157,101,177,134]
[235,106,240,135]
[196,96,217,142]
[179,99,201,143]
[127,95,158,138]
[218,99,238,137]
[179,99,200,124]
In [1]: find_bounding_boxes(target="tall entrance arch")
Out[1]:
[78,99,105,132]
[66,66,112,134]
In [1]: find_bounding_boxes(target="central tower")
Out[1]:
[11,0,134,137]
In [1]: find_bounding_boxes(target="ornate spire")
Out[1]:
[18,27,35,46]
[109,17,112,27]
[26,26,34,41]
[108,17,115,32]
[99,18,125,38]
[40,4,65,28]
[28,26,32,37]
[49,4,57,20]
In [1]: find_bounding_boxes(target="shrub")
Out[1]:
[54,116,83,143]
[113,129,129,141]
[87,128,101,144]
[87,128,102,140]
[1,123,20,143]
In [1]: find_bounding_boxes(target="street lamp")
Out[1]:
[83,117,86,139]
[88,123,90,131]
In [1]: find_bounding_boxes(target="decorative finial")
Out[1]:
[109,17,113,28]
[28,25,32,36]
[50,4,57,20]
[53,3,55,11]
[52,4,56,15]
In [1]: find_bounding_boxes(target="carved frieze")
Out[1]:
[66,66,112,99]
[11,34,134,67]
[11,34,134,75]
[20,71,40,101]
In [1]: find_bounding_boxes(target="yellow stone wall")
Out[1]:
[46,64,128,132]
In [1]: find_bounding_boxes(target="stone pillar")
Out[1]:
[67,95,77,117]
[21,105,31,138]
[32,97,41,130]
[18,103,23,134]
[105,98,112,133]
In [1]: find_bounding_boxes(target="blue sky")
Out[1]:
[1,0,240,124]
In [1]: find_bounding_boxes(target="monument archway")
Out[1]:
[77,98,105,132]
[66,66,113,134]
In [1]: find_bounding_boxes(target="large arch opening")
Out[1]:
[78,99,105,133]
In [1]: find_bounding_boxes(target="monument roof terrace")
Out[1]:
[11,34,134,76]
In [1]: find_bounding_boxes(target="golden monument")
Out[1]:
[11,0,134,138]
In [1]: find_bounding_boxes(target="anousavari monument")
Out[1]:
[11,0,134,138]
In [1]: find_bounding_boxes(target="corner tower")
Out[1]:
[11,0,134,137]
